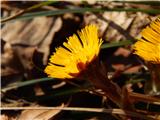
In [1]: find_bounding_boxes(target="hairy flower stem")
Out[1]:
[148,64,160,95]
[81,58,122,108]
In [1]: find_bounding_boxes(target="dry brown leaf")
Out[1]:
[33,108,61,120]
[112,64,125,71]
[84,13,108,37]
[1,16,62,88]
[1,16,62,92]
[84,10,158,43]
[1,42,23,76]
[114,47,131,57]
[124,65,142,73]
[1,16,62,65]
[1,45,36,76]
[34,84,45,96]
[13,46,36,70]
[2,17,53,45]
[0,115,9,120]
[84,12,134,41]
[18,109,49,120]
[18,104,64,120]
[38,17,62,64]
[0,114,16,120]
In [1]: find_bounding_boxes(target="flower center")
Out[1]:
[77,62,86,71]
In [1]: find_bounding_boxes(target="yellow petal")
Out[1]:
[44,24,102,78]
[133,17,160,64]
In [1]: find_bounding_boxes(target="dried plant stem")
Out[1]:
[1,107,155,120]
[129,92,160,105]
[148,64,160,95]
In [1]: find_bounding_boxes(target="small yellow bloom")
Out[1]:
[44,25,103,78]
[133,17,160,64]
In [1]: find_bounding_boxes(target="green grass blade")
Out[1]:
[3,7,160,23]
[33,87,83,101]
[1,1,57,23]
[101,40,133,49]
[114,1,160,6]
[26,1,57,11]
[127,79,146,84]
[2,77,54,92]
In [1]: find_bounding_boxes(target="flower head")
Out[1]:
[44,25,103,78]
[133,17,160,64]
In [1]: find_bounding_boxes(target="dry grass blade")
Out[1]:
[18,104,64,120]
[1,107,156,120]
[1,10,25,23]
[129,92,160,105]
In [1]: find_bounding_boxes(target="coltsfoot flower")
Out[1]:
[44,25,103,79]
[133,17,160,64]
[133,17,160,95]
[44,25,122,106]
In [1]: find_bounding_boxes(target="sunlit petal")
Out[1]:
[133,17,160,64]
[44,25,102,78]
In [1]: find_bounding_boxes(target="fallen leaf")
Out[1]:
[18,104,64,120]
[0,115,9,120]
[0,114,16,120]
[1,16,62,66]
[114,47,131,57]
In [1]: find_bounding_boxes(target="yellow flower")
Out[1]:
[44,25,103,78]
[133,17,160,64]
